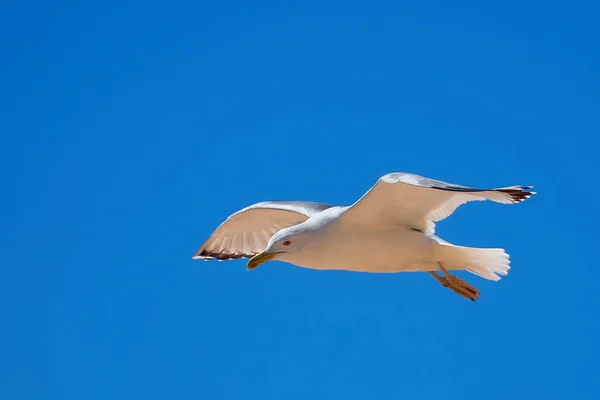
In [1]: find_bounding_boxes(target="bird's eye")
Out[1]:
[282,240,291,246]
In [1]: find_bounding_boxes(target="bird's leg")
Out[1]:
[429,263,480,301]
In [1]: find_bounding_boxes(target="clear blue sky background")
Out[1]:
[2,1,599,399]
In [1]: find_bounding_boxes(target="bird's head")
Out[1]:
[246,226,310,270]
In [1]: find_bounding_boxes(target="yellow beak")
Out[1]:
[246,251,280,270]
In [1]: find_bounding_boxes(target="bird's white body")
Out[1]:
[279,206,440,273]
[194,172,534,299]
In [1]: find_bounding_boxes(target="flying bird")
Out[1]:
[193,172,535,300]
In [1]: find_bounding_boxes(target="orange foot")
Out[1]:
[429,263,481,301]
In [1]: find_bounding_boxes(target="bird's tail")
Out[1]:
[436,242,511,281]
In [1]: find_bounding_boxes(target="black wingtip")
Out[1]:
[499,186,536,203]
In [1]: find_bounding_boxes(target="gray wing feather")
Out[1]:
[193,201,334,261]
[385,173,533,199]
[342,172,534,234]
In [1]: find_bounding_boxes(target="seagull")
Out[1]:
[193,172,535,300]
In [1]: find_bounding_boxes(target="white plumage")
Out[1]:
[193,172,535,300]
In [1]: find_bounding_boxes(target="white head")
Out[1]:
[246,223,316,270]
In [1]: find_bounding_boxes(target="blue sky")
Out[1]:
[1,1,599,399]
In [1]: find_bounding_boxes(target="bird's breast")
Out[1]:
[289,224,436,272]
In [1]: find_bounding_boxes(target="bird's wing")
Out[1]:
[193,201,334,260]
[340,172,534,234]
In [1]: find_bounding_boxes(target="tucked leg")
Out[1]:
[429,263,481,301]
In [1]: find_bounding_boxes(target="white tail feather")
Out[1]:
[462,247,511,281]
[437,242,511,281]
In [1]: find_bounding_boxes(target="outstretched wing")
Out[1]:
[340,172,534,234]
[193,201,334,261]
